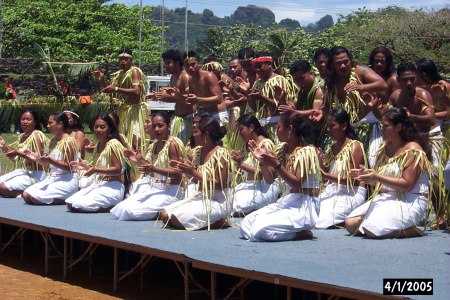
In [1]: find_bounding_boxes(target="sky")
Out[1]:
[111,0,449,25]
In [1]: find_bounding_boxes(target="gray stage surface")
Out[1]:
[0,197,448,299]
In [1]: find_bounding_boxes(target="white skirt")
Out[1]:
[164,189,231,231]
[315,184,367,229]
[240,192,320,242]
[65,180,124,211]
[126,175,153,196]
[1,168,47,192]
[232,180,279,214]
[24,172,79,204]
[347,191,428,236]
[111,183,182,220]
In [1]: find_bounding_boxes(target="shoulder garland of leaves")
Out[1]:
[10,130,48,171]
[195,146,236,230]
[323,68,366,124]
[322,139,366,191]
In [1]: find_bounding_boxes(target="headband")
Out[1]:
[251,56,273,64]
[184,56,199,62]
[118,52,132,58]
[64,111,80,119]
[201,62,223,71]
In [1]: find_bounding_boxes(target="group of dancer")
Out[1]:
[0,45,448,242]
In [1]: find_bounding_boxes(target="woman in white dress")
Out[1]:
[160,116,234,230]
[0,110,47,197]
[110,112,185,220]
[315,108,367,229]
[346,107,433,238]
[66,114,129,212]
[230,114,278,216]
[240,110,322,241]
[22,111,79,205]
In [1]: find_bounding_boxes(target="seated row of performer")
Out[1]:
[0,107,436,241]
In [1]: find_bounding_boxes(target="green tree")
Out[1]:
[318,6,450,72]
[261,28,314,66]
[2,0,161,63]
[195,22,262,63]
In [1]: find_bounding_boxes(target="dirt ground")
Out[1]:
[0,263,120,300]
[0,228,292,300]
[0,231,185,300]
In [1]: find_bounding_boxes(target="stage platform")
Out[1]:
[0,197,448,299]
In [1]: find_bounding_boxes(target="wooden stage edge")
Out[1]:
[0,215,407,300]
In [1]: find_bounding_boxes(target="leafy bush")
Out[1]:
[0,83,6,99]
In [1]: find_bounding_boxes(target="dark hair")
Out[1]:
[162,49,183,67]
[182,50,200,62]
[290,60,312,75]
[94,114,122,144]
[151,111,171,126]
[65,108,84,132]
[198,117,226,143]
[195,110,211,119]
[229,57,240,63]
[329,109,359,141]
[237,114,269,138]
[314,47,330,62]
[396,61,416,76]
[416,58,443,83]
[237,47,255,60]
[204,55,218,64]
[189,110,211,147]
[369,46,394,78]
[382,107,432,161]
[327,46,354,75]
[108,112,120,127]
[51,111,69,130]
[280,110,314,140]
[254,51,271,59]
[271,55,283,70]
[118,47,132,57]
[21,109,42,131]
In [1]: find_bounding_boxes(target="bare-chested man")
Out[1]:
[390,62,438,135]
[227,57,248,111]
[227,57,248,109]
[322,46,387,166]
[182,50,227,124]
[324,46,387,123]
[416,58,450,125]
[313,47,329,82]
[147,49,194,144]
[235,47,258,96]
[229,58,247,82]
[369,46,400,104]
[416,58,450,195]
[202,57,245,131]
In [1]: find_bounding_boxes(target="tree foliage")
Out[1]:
[2,0,161,63]
[261,28,313,66]
[327,6,450,72]
[2,1,449,75]
[195,22,262,62]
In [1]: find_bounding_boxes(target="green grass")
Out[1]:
[0,132,95,174]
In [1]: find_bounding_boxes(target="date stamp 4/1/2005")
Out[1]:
[383,279,433,295]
